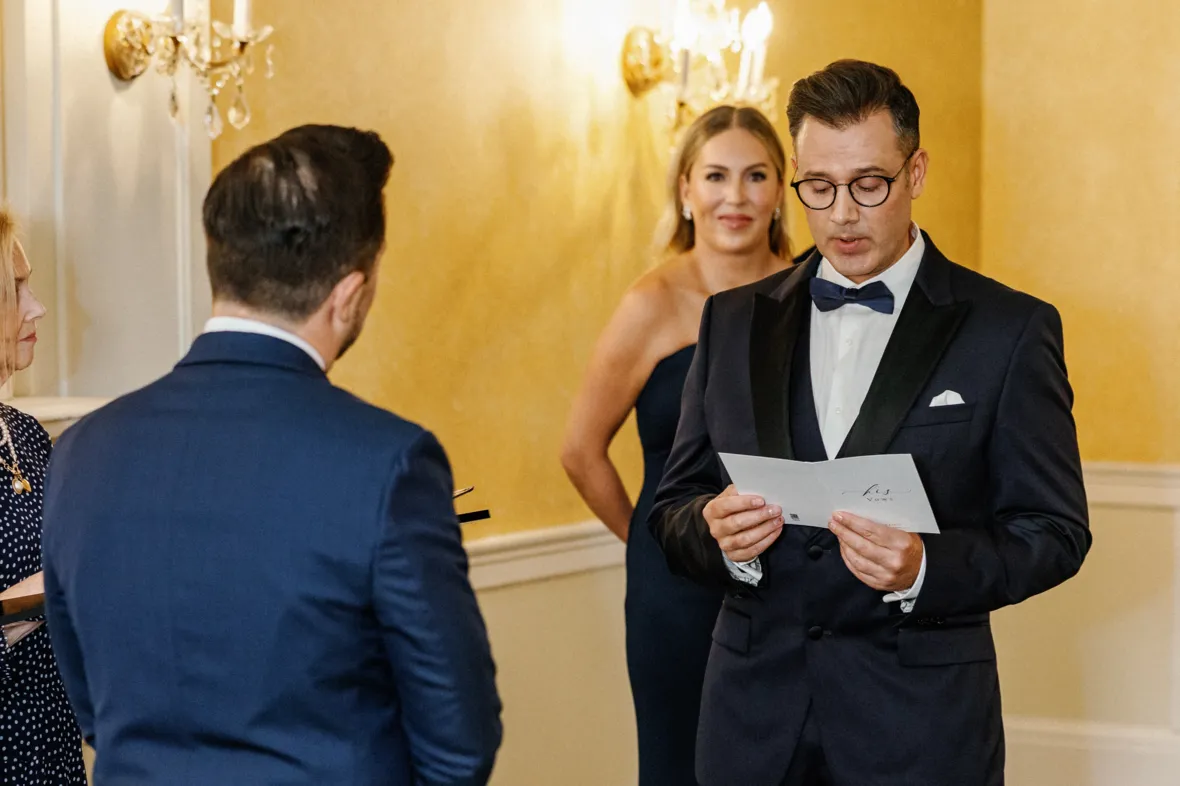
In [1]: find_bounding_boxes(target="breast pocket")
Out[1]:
[900,403,975,429]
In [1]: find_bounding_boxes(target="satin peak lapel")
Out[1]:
[837,257,969,459]
[749,259,816,460]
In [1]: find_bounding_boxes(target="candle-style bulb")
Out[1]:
[232,0,252,39]
[741,2,773,48]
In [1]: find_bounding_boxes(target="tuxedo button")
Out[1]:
[807,626,824,641]
[807,545,823,561]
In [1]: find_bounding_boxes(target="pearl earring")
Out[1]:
[682,205,692,221]
[774,207,781,221]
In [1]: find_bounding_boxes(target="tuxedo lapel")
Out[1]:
[836,238,970,459]
[749,256,818,460]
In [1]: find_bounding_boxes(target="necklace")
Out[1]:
[0,415,31,494]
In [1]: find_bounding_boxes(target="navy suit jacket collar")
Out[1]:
[177,332,327,378]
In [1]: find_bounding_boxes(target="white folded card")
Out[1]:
[717,453,941,534]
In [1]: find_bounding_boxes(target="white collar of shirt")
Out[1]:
[817,222,925,309]
[202,316,327,370]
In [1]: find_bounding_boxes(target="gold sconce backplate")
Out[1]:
[621,27,670,97]
[620,2,778,136]
[104,10,155,82]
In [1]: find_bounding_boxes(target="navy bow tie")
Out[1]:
[809,278,895,315]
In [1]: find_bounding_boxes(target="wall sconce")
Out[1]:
[103,0,274,139]
[622,0,776,134]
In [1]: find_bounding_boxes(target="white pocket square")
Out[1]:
[929,390,966,407]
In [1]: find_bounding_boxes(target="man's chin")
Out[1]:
[820,246,875,279]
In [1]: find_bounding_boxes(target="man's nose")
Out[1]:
[830,186,860,224]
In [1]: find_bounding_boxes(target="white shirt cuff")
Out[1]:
[723,554,762,585]
[882,549,926,613]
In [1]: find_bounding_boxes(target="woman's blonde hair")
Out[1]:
[0,208,23,381]
[657,105,791,258]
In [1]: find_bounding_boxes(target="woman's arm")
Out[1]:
[561,286,669,542]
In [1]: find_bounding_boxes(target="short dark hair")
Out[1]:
[203,124,394,319]
[787,60,920,155]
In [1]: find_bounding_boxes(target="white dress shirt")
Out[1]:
[726,224,928,612]
[203,316,327,370]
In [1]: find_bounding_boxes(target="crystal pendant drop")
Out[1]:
[265,45,275,79]
[204,101,224,139]
[227,90,251,130]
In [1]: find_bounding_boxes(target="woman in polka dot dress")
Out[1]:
[0,211,85,783]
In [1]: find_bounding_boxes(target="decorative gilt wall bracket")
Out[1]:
[103,8,274,139]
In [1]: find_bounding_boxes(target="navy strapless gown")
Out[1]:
[626,344,723,786]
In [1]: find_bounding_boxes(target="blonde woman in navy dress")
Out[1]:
[562,106,800,785]
[0,209,86,783]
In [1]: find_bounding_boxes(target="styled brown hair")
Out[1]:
[203,124,394,320]
[0,209,21,380]
[787,60,920,155]
[660,105,791,258]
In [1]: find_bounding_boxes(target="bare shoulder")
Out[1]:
[597,256,700,367]
[611,257,674,323]
[635,253,708,310]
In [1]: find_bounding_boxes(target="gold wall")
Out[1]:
[982,0,1180,462]
[212,0,983,535]
[774,0,983,269]
[981,1,1180,759]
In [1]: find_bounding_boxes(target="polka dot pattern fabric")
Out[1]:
[0,404,85,784]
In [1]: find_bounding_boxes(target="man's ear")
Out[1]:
[908,148,929,199]
[328,270,369,325]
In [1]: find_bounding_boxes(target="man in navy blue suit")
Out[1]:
[42,125,502,784]
[651,61,1090,785]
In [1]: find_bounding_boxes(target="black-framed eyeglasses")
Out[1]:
[790,150,916,210]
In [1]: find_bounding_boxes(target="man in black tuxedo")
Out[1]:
[650,60,1091,786]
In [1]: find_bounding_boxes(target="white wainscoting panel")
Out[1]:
[1000,462,1180,785]
[2,0,211,399]
[466,463,1180,786]
[1005,717,1180,786]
